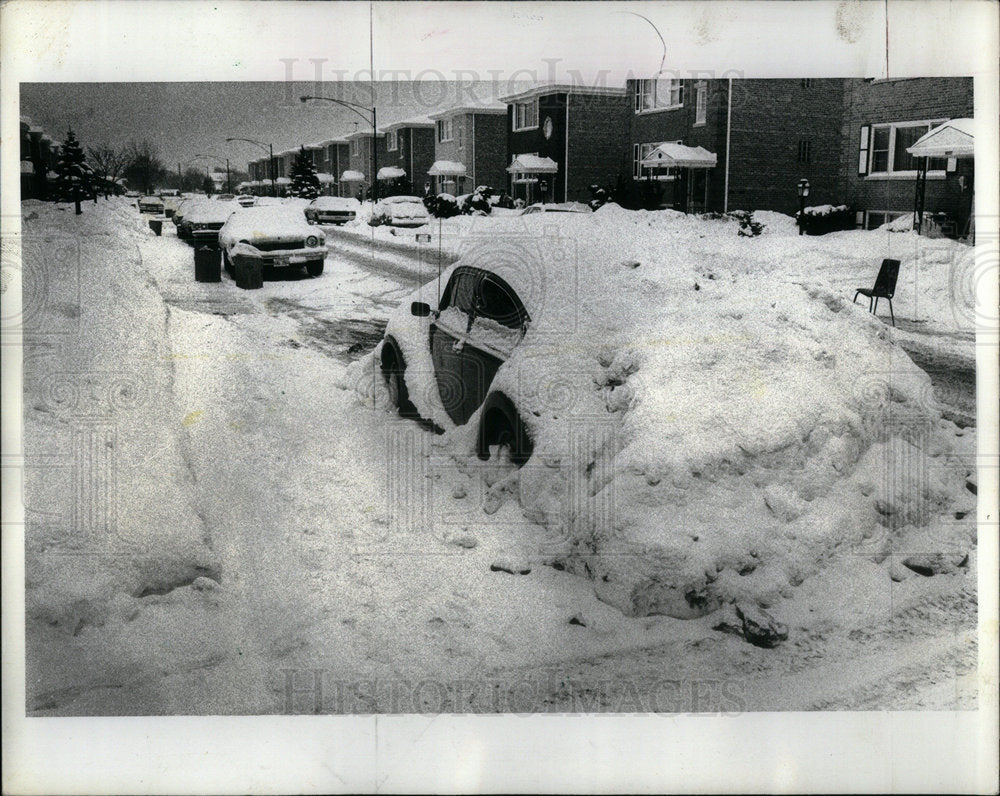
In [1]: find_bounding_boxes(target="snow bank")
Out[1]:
[349,211,976,618]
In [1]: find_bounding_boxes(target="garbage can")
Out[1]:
[234,254,263,290]
[194,246,221,283]
[148,218,162,236]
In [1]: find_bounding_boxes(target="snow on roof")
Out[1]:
[498,83,627,104]
[345,129,384,140]
[640,142,718,169]
[427,101,507,120]
[318,137,348,147]
[507,154,559,174]
[341,170,366,182]
[906,118,974,159]
[428,160,468,176]
[377,166,407,180]
[380,114,435,132]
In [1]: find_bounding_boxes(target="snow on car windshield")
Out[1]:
[224,206,310,237]
[186,201,239,224]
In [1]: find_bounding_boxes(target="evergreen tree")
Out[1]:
[288,147,321,199]
[52,130,95,215]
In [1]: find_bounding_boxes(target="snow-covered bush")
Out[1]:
[731,209,765,236]
[461,185,494,215]
[796,204,853,235]
[424,192,461,218]
[587,183,612,211]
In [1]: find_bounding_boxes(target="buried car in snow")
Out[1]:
[372,195,430,227]
[183,200,238,246]
[217,205,327,276]
[364,218,975,622]
[138,195,164,214]
[305,196,361,225]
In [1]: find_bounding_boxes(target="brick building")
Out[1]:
[839,77,974,231]
[377,115,435,197]
[344,130,384,200]
[427,102,508,195]
[499,84,630,204]
[625,77,845,214]
[20,117,59,199]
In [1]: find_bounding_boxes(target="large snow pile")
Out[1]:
[347,212,975,618]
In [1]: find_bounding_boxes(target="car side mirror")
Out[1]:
[411,301,432,317]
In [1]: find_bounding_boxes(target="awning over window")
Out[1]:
[276,176,292,185]
[507,154,559,174]
[377,166,407,180]
[906,118,974,159]
[315,172,335,184]
[640,142,717,169]
[341,170,366,182]
[428,160,467,177]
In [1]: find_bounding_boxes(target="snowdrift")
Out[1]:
[349,211,975,618]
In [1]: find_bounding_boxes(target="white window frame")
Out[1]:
[634,78,684,114]
[867,119,948,178]
[437,118,453,143]
[385,130,398,152]
[633,141,680,181]
[351,138,361,157]
[695,82,707,126]
[512,99,539,132]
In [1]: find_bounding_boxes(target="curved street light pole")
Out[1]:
[300,95,378,203]
[196,154,231,193]
[225,137,275,196]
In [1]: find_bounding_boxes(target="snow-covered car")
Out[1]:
[125,190,140,199]
[369,218,971,621]
[138,195,164,214]
[372,195,430,227]
[214,193,236,202]
[162,195,185,219]
[184,200,239,246]
[305,196,361,225]
[235,194,256,208]
[520,202,592,216]
[174,199,208,239]
[217,206,327,276]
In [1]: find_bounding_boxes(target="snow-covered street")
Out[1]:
[19,197,979,714]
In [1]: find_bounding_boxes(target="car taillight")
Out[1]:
[306,235,319,247]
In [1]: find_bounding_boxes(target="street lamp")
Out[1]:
[226,137,275,196]
[300,95,378,203]
[796,179,810,235]
[196,153,231,194]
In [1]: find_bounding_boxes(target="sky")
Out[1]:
[20,81,527,174]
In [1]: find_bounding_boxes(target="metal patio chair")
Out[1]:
[854,258,900,327]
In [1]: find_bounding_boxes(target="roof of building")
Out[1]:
[427,101,507,120]
[380,114,435,132]
[498,83,627,104]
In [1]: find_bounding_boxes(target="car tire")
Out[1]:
[477,392,532,467]
[380,343,418,418]
[306,259,324,277]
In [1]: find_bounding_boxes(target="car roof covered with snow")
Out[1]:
[186,201,239,224]
[310,196,361,208]
[379,195,424,205]
[221,205,314,237]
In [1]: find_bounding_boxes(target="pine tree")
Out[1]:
[288,146,321,199]
[52,130,95,215]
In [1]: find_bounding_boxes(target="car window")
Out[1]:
[475,274,528,329]
[441,268,479,315]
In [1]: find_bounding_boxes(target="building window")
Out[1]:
[866,120,948,176]
[797,139,812,164]
[351,138,361,157]
[801,78,813,88]
[634,78,683,113]
[512,100,539,131]
[437,119,453,142]
[386,130,398,151]
[456,124,464,149]
[695,82,707,125]
[864,210,909,230]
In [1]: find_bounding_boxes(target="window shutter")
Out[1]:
[633,143,640,179]
[858,124,870,175]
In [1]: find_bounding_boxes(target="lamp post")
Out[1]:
[299,95,378,203]
[226,137,275,196]
[796,179,810,235]
[196,154,231,194]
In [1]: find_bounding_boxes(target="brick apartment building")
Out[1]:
[625,77,845,214]
[499,84,629,204]
[377,116,435,197]
[426,102,508,195]
[344,129,384,200]
[840,77,974,231]
[19,117,60,200]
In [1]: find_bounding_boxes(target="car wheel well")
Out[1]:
[477,392,532,466]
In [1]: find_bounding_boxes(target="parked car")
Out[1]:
[372,195,430,227]
[184,201,239,246]
[380,258,532,462]
[138,195,165,214]
[214,193,236,202]
[235,194,256,207]
[174,199,208,239]
[162,195,185,219]
[217,206,327,277]
[305,196,361,225]
[520,202,592,216]
[125,190,141,199]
